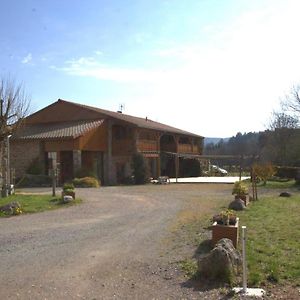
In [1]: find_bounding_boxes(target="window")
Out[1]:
[114,125,132,140]
[48,152,57,169]
[179,137,190,144]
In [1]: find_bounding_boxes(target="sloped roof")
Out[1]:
[57,99,202,138]
[13,119,103,140]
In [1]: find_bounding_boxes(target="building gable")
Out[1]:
[26,99,203,138]
[26,100,107,124]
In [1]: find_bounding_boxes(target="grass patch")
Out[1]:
[165,191,232,278]
[0,194,81,216]
[257,179,297,189]
[237,195,300,286]
[179,259,198,278]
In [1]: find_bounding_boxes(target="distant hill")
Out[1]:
[204,137,230,146]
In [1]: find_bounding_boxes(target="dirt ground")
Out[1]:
[0,184,298,299]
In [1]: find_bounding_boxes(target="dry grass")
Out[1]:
[169,185,232,232]
[162,184,233,268]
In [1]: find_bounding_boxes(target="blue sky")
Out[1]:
[1,0,300,137]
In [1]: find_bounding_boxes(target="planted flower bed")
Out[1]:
[211,209,239,248]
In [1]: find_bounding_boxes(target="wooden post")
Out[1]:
[51,169,56,197]
[175,154,179,183]
[251,167,258,201]
[239,155,243,181]
[156,155,161,178]
[254,175,258,200]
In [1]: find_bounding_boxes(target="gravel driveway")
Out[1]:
[0,184,232,299]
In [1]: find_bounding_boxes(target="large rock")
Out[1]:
[228,198,246,211]
[198,238,242,283]
[0,201,21,215]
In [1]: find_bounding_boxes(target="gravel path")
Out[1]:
[2,184,297,299]
[1,184,228,299]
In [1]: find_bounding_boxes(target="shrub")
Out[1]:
[16,174,52,187]
[131,153,149,184]
[63,182,75,191]
[62,188,76,200]
[63,188,75,194]
[75,167,97,178]
[213,209,237,225]
[26,157,45,175]
[232,181,248,196]
[275,166,300,179]
[253,163,276,185]
[72,177,100,188]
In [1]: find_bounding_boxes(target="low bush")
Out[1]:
[275,166,300,179]
[253,163,276,185]
[16,174,52,187]
[74,167,97,178]
[232,181,248,196]
[26,157,44,175]
[63,182,75,191]
[72,177,100,188]
[63,188,75,194]
[131,153,150,184]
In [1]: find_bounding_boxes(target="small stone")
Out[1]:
[0,201,21,214]
[63,195,74,203]
[279,192,291,197]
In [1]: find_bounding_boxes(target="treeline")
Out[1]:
[205,129,300,168]
[205,84,300,169]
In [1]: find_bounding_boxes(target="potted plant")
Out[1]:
[62,182,75,199]
[232,181,249,205]
[211,209,239,248]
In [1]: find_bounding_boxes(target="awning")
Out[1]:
[12,119,104,140]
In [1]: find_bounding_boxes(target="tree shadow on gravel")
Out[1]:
[180,239,236,299]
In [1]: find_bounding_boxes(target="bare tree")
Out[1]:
[282,85,300,115]
[0,77,31,196]
[266,111,299,165]
[268,111,299,130]
[0,78,31,139]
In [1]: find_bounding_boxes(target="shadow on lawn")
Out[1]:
[181,239,235,299]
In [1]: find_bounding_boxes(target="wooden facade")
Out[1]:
[11,99,204,185]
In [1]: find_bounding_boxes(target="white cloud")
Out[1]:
[53,0,300,136]
[142,0,300,136]
[21,53,32,64]
[94,50,103,56]
[54,56,172,82]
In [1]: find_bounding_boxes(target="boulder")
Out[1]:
[279,192,291,197]
[198,238,242,283]
[0,201,21,215]
[228,198,246,211]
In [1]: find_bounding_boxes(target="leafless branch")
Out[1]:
[0,77,31,138]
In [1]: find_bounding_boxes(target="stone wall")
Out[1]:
[103,153,132,185]
[10,140,44,179]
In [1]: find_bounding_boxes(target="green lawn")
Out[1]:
[237,193,300,286]
[171,181,300,290]
[0,194,81,216]
[258,179,297,189]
